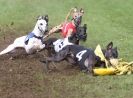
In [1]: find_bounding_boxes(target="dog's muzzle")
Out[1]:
[78,34,87,41]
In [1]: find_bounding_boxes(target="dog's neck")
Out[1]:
[32,24,44,37]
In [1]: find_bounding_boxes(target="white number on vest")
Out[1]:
[76,50,87,61]
[53,38,73,52]
[53,39,64,52]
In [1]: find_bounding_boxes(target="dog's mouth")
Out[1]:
[45,26,49,32]
[78,35,87,41]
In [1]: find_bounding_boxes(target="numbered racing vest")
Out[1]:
[53,37,73,52]
[69,45,95,70]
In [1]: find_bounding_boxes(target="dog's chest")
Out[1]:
[30,38,43,48]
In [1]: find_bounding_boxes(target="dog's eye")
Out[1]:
[40,23,43,25]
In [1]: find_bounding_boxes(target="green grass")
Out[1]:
[0,0,133,98]
[33,73,133,98]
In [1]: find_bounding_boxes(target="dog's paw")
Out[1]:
[9,57,15,60]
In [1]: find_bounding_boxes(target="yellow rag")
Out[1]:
[94,44,109,68]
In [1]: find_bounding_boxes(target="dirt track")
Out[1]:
[0,34,80,98]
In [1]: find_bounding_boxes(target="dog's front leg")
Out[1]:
[25,44,35,54]
[39,44,46,50]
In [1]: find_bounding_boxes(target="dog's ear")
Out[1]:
[80,8,84,16]
[44,15,49,22]
[37,15,48,22]
[73,7,78,12]
[37,15,42,20]
[106,42,113,50]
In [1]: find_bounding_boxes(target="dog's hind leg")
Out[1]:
[0,36,25,55]
[84,55,96,75]
[0,44,16,55]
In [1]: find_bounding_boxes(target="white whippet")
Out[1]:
[0,15,49,55]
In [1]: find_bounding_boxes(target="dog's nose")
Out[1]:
[45,29,48,32]
[45,27,48,32]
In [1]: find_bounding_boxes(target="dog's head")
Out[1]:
[76,24,87,41]
[36,15,49,34]
[104,42,118,60]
